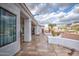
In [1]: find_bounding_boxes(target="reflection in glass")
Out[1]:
[0,7,16,47]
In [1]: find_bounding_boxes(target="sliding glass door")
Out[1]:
[0,7,16,47]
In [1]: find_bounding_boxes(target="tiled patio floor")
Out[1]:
[16,33,79,56]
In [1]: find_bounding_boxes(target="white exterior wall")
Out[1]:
[24,18,32,42]
[35,25,42,35]
[48,36,79,51]
[39,26,42,34]
[35,25,41,35]
[35,25,37,35]
[0,4,20,56]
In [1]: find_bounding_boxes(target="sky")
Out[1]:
[26,3,79,25]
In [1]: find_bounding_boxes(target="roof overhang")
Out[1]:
[16,3,38,25]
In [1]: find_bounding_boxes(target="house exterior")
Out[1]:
[0,3,42,56]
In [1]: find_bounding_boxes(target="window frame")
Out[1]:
[0,7,17,47]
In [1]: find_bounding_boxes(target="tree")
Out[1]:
[48,23,56,29]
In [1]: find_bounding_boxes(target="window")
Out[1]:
[0,7,16,47]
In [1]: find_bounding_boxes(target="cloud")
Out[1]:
[26,3,79,25]
[73,5,79,13]
[37,12,66,24]
[56,8,79,25]
[26,3,40,10]
[26,3,71,15]
[40,12,65,21]
[27,3,49,15]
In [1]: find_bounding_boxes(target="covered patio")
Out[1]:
[16,33,79,56]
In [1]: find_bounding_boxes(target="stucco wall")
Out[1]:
[0,4,20,56]
[35,25,42,35]
[48,36,79,51]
